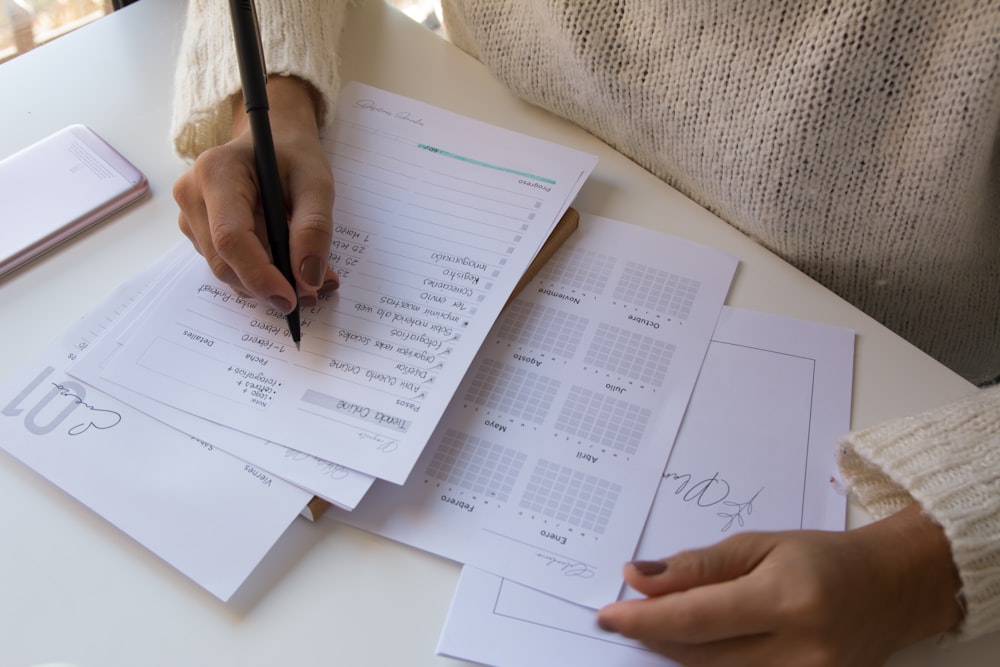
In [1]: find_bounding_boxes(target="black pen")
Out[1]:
[228,0,301,349]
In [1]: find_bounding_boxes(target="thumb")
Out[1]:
[625,532,778,597]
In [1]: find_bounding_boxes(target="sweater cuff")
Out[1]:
[837,384,1000,640]
[171,0,347,160]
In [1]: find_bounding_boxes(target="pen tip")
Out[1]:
[295,340,301,351]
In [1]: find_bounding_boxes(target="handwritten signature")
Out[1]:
[355,99,425,126]
[284,448,352,480]
[357,431,400,453]
[51,383,122,436]
[535,553,596,578]
[276,445,351,480]
[663,471,764,533]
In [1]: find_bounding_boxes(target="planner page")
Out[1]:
[96,83,598,484]
[437,306,854,667]
[0,263,311,601]
[69,246,375,511]
[328,213,738,607]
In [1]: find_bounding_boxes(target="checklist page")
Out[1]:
[97,84,597,484]
[67,248,376,512]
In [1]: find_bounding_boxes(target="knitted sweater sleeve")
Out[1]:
[837,384,1000,639]
[171,0,348,160]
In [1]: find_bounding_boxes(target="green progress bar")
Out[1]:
[418,144,556,184]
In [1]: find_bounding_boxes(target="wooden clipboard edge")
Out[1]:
[300,496,332,522]
[299,207,579,522]
[505,206,579,310]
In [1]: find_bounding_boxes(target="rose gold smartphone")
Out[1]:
[0,124,149,280]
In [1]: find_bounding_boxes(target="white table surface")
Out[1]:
[0,1,994,665]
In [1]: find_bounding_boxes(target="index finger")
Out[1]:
[598,574,777,644]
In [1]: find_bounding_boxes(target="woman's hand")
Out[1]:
[173,76,338,313]
[596,503,962,666]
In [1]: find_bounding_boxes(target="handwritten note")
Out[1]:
[436,306,854,666]
[93,83,598,484]
[328,213,738,607]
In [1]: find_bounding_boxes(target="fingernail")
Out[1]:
[299,294,317,309]
[630,560,668,576]
[300,256,325,289]
[268,295,293,314]
[320,276,340,293]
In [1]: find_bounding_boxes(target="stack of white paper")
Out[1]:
[326,213,740,608]
[0,82,852,665]
[436,305,854,666]
[0,82,602,600]
[0,259,311,601]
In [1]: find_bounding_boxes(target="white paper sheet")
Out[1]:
[96,83,598,484]
[69,249,375,512]
[0,268,312,601]
[328,213,738,607]
[436,306,854,666]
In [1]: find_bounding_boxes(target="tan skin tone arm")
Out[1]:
[173,76,964,667]
[173,76,339,312]
[597,502,962,666]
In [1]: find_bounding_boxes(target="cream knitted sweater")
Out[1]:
[173,0,1000,640]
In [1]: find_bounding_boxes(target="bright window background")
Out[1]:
[0,0,442,64]
[1,0,111,62]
